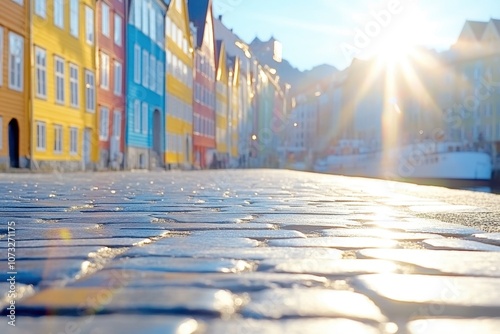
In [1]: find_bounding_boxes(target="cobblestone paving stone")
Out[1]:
[0,169,499,333]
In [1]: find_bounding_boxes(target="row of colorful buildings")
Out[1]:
[0,0,290,171]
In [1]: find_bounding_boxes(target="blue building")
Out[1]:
[126,0,169,169]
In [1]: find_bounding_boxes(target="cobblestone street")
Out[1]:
[1,169,500,333]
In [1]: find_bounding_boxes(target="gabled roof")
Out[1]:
[187,0,211,48]
[491,18,500,34]
[465,20,488,40]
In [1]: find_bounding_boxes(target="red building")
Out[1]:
[188,0,216,168]
[96,0,126,169]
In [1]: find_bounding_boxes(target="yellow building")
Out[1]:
[0,0,29,169]
[31,0,97,171]
[228,56,240,162]
[165,0,194,168]
[215,40,229,167]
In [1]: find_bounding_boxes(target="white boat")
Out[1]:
[314,140,493,181]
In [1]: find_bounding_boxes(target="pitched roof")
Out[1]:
[187,0,211,48]
[491,18,500,34]
[466,20,488,39]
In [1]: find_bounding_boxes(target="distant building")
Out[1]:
[165,0,194,169]
[31,0,98,171]
[125,0,168,169]
[97,0,126,170]
[0,0,28,169]
[188,0,216,169]
[215,40,229,167]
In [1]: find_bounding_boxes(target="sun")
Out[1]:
[372,4,428,64]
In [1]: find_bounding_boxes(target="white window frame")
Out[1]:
[99,107,110,140]
[54,0,64,29]
[134,0,141,29]
[149,55,156,92]
[100,52,110,89]
[70,0,79,37]
[54,125,63,154]
[134,44,141,83]
[141,102,148,134]
[141,0,149,35]
[113,110,122,138]
[70,127,78,155]
[157,61,163,95]
[142,50,149,88]
[35,0,46,18]
[8,32,23,91]
[54,56,65,104]
[113,61,122,96]
[36,122,46,151]
[134,100,141,133]
[85,70,96,112]
[85,7,94,45]
[35,47,47,98]
[114,13,122,46]
[69,63,79,107]
[102,2,110,37]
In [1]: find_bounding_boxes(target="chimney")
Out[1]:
[218,15,222,22]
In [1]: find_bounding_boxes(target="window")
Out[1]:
[54,125,63,153]
[8,32,23,91]
[36,122,46,151]
[12,0,23,4]
[70,127,78,154]
[114,14,122,46]
[0,117,2,149]
[70,0,79,37]
[0,28,2,86]
[114,61,122,96]
[156,12,164,46]
[35,47,47,98]
[102,3,110,37]
[142,50,149,88]
[35,0,46,18]
[99,107,110,140]
[134,100,140,132]
[69,64,79,107]
[100,53,109,89]
[134,45,141,83]
[54,0,64,28]
[113,111,122,138]
[85,70,95,112]
[142,0,149,35]
[149,55,156,91]
[157,62,164,95]
[141,102,148,134]
[85,7,94,44]
[149,6,156,41]
[54,56,65,103]
[134,0,141,28]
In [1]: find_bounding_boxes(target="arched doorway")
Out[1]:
[8,119,19,168]
[152,110,162,166]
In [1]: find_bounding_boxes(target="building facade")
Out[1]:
[0,0,28,169]
[165,0,193,169]
[96,0,126,170]
[188,0,216,169]
[215,40,229,167]
[126,0,167,169]
[31,0,98,171]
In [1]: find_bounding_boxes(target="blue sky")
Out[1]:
[213,0,500,71]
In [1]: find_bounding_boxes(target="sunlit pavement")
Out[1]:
[1,169,500,333]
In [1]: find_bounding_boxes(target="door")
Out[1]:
[83,128,91,170]
[110,111,121,162]
[152,110,162,165]
[8,119,20,168]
